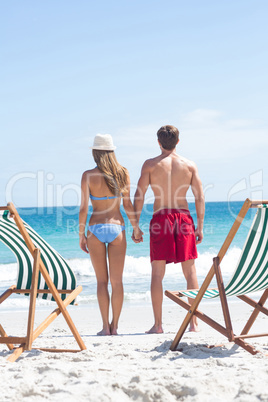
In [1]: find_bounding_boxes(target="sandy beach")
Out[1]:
[1,298,267,402]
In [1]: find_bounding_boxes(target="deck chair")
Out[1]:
[0,202,86,362]
[165,199,268,355]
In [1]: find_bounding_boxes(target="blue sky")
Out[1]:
[1,0,267,207]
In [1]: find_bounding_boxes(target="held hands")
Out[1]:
[131,227,144,243]
[195,228,203,244]
[79,234,89,253]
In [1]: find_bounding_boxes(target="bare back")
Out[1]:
[134,139,205,248]
[82,167,124,226]
[146,152,195,212]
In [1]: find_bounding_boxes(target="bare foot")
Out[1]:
[110,322,118,336]
[145,325,164,334]
[97,328,111,336]
[189,324,200,332]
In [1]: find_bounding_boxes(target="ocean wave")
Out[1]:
[70,247,243,278]
[0,291,151,309]
[0,262,18,284]
[76,291,152,304]
[2,288,263,311]
[0,247,243,284]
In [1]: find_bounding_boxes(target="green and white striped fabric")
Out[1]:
[180,206,268,299]
[0,210,77,302]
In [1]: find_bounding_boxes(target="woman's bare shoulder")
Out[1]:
[81,167,99,181]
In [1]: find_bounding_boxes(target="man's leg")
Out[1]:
[146,260,166,334]
[181,259,200,332]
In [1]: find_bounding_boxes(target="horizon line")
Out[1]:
[12,200,246,209]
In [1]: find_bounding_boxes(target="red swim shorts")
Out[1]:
[150,209,198,264]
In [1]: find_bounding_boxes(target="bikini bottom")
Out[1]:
[88,223,125,243]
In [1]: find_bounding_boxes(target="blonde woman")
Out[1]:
[79,134,143,335]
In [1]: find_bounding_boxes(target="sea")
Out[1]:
[0,201,257,310]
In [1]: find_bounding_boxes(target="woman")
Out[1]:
[79,134,143,335]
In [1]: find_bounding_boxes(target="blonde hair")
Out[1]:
[92,150,128,196]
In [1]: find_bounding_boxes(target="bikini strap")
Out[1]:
[90,194,120,200]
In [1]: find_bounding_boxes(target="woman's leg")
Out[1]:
[87,232,110,335]
[107,230,126,335]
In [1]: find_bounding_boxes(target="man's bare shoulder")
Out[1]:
[178,155,198,172]
[142,156,160,171]
[142,155,166,170]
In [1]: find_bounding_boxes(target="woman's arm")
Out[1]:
[79,171,90,253]
[133,161,150,225]
[122,171,143,242]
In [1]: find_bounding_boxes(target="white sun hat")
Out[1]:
[90,134,116,151]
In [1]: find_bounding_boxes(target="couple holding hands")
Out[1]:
[79,125,205,336]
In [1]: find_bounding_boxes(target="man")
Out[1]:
[133,125,205,333]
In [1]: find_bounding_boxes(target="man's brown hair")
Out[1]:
[157,125,179,150]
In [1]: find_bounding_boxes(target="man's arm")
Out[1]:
[133,161,151,225]
[190,163,205,244]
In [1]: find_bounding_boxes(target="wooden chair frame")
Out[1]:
[0,203,86,362]
[165,199,268,355]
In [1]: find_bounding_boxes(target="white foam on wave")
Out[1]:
[67,258,95,277]
[67,255,153,278]
[0,262,17,283]
[0,296,55,310]
[197,247,242,276]
[68,247,243,279]
[0,247,244,310]
[0,247,243,282]
[123,256,151,276]
[0,291,152,309]
[124,291,151,301]
[71,291,152,304]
